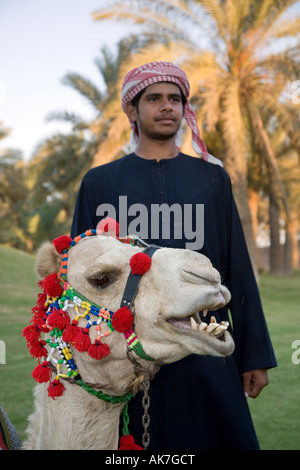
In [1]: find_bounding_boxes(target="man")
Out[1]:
[71,62,276,449]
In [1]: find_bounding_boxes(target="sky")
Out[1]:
[0,0,132,160]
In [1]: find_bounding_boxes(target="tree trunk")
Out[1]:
[224,155,258,281]
[284,212,299,274]
[269,191,282,275]
[248,188,264,272]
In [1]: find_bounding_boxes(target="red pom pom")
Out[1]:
[62,321,81,343]
[47,308,70,330]
[47,379,65,399]
[88,340,110,360]
[111,307,133,333]
[72,328,91,352]
[42,273,63,298]
[97,217,119,237]
[118,435,143,450]
[129,253,152,275]
[52,235,72,254]
[32,361,52,383]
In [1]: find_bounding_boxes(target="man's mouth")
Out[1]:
[155,116,176,122]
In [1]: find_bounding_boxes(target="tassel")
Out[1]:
[62,320,81,343]
[35,292,48,310]
[31,306,47,323]
[118,435,143,450]
[88,340,110,360]
[47,379,65,399]
[31,293,48,325]
[28,339,48,358]
[42,273,63,298]
[47,308,70,330]
[32,360,52,383]
[32,317,49,333]
[72,327,91,352]
[22,324,41,343]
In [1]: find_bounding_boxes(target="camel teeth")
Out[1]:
[203,309,208,317]
[212,325,228,337]
[206,322,219,334]
[190,317,198,331]
[210,316,216,324]
[199,322,207,331]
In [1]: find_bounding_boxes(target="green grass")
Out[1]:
[0,244,299,449]
[0,245,38,442]
[248,272,300,450]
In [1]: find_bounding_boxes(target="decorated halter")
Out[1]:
[22,219,160,450]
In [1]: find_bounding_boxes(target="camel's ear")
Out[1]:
[35,242,62,279]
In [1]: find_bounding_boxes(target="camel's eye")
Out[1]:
[88,274,111,289]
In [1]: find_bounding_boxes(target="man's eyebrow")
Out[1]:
[144,92,182,98]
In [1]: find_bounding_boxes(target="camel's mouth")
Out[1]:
[166,289,231,344]
[166,310,230,342]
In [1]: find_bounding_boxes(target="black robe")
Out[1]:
[71,152,277,450]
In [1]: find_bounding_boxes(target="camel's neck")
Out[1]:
[24,351,155,449]
[29,379,127,450]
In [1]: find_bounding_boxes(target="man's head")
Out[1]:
[126,82,185,144]
[121,61,209,160]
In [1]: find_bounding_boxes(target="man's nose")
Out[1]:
[160,99,173,111]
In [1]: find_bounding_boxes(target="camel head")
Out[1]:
[23,227,234,401]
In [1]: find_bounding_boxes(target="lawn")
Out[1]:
[248,272,300,450]
[0,244,299,449]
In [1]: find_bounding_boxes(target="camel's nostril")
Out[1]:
[181,268,220,285]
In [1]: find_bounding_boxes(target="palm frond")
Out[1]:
[46,111,93,133]
[62,73,103,111]
[93,1,190,44]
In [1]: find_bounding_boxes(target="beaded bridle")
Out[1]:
[22,224,161,449]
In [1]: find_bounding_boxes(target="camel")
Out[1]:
[22,230,234,450]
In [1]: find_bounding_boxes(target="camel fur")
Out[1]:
[23,235,234,450]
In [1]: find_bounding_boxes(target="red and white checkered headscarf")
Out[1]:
[121,61,209,161]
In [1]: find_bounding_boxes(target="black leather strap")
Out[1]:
[120,246,160,311]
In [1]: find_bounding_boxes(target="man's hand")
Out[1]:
[242,369,269,398]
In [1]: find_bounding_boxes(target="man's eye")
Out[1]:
[89,274,111,289]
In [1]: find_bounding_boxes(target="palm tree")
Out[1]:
[0,126,28,249]
[92,0,300,275]
[47,36,154,166]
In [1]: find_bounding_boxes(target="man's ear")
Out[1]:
[35,242,62,279]
[125,102,138,123]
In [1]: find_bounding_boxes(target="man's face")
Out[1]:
[128,82,184,142]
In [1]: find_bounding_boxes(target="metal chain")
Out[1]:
[141,376,151,450]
